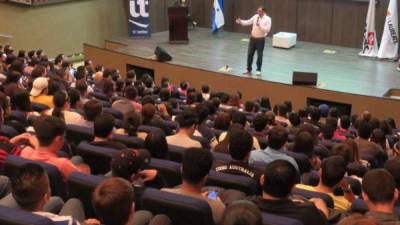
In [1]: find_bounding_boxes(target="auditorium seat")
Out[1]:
[5,155,67,199]
[0,125,19,139]
[111,134,144,149]
[262,212,303,225]
[67,172,104,218]
[141,188,215,225]
[292,188,334,208]
[285,151,312,174]
[192,135,211,149]
[167,144,187,162]
[31,102,50,113]
[0,205,54,225]
[65,124,94,146]
[8,111,28,127]
[207,170,259,195]
[147,158,181,187]
[103,107,124,120]
[76,141,117,175]
[138,125,165,134]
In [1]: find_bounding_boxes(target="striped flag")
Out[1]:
[359,0,378,57]
[212,0,225,32]
[377,0,399,59]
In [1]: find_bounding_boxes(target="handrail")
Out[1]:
[0,34,13,39]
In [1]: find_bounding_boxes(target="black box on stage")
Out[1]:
[155,46,172,62]
[292,71,318,86]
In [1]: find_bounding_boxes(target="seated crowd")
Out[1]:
[0,45,399,225]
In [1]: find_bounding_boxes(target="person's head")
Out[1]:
[102,68,113,79]
[319,104,330,118]
[75,66,87,80]
[182,148,213,186]
[123,111,142,136]
[321,123,335,140]
[257,6,266,16]
[179,81,189,91]
[83,99,103,122]
[94,113,115,139]
[267,126,288,150]
[124,86,138,101]
[320,156,346,189]
[231,111,247,126]
[11,89,31,112]
[111,149,151,180]
[277,103,288,117]
[103,80,115,98]
[331,143,354,165]
[288,112,301,127]
[144,129,168,159]
[141,95,155,105]
[92,178,135,225]
[362,111,372,122]
[229,129,253,161]
[244,100,255,112]
[31,65,46,79]
[309,106,321,122]
[370,128,386,149]
[141,103,156,122]
[293,131,314,157]
[76,80,88,97]
[262,160,297,198]
[5,71,21,84]
[195,103,210,124]
[33,116,66,151]
[253,113,268,132]
[358,121,372,139]
[214,112,232,131]
[340,115,351,129]
[11,163,50,212]
[176,108,198,133]
[159,88,170,102]
[362,169,398,210]
[126,70,136,81]
[30,77,49,97]
[201,84,210,94]
[384,159,400,191]
[52,91,69,119]
[220,201,262,225]
[68,88,81,109]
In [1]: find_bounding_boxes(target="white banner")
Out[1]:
[377,0,399,59]
[360,0,378,57]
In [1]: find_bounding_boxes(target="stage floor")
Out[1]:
[111,28,400,98]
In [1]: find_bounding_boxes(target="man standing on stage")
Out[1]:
[236,7,272,76]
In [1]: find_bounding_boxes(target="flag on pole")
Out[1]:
[377,0,399,59]
[212,0,225,32]
[359,0,378,57]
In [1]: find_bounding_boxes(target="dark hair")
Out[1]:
[33,116,66,147]
[195,103,210,124]
[75,66,87,80]
[231,111,247,126]
[103,80,115,97]
[321,123,335,140]
[293,131,314,158]
[123,111,142,136]
[11,163,49,211]
[176,108,198,129]
[124,86,137,100]
[126,70,136,80]
[5,71,21,84]
[201,85,210,94]
[384,159,400,190]
[11,89,31,112]
[52,91,68,120]
[68,88,81,109]
[358,121,372,139]
[180,81,189,90]
[321,156,346,188]
[229,129,253,160]
[277,103,288,117]
[268,126,288,150]
[31,66,46,79]
[253,113,268,132]
[309,106,321,122]
[340,115,351,129]
[331,143,353,165]
[289,113,301,127]
[221,201,262,225]
[244,101,255,112]
[362,169,396,204]
[145,130,168,159]
[141,104,156,122]
[94,113,115,138]
[159,88,170,102]
[102,68,113,79]
[76,80,88,94]
[370,129,386,149]
[182,148,213,185]
[92,178,134,225]
[263,160,298,198]
[214,112,231,131]
[83,99,103,122]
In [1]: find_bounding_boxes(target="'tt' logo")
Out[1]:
[130,0,149,18]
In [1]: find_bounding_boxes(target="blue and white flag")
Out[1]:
[212,0,225,32]
[128,0,151,38]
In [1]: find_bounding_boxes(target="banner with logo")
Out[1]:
[128,0,151,38]
[359,0,378,57]
[377,0,399,59]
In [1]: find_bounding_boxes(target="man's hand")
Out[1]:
[10,133,39,149]
[235,18,241,25]
[84,218,101,225]
[137,169,158,182]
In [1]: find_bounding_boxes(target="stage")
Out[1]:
[110,28,399,98]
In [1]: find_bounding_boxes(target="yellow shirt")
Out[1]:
[296,184,351,211]
[30,95,54,108]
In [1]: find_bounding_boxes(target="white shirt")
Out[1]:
[240,14,272,38]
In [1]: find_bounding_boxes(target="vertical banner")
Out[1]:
[359,0,378,57]
[212,0,225,32]
[128,0,151,38]
[377,0,399,59]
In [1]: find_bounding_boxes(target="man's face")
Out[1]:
[257,8,265,17]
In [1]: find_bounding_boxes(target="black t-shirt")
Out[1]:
[214,161,262,181]
[251,197,329,225]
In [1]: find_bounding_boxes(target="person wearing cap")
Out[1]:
[30,77,54,108]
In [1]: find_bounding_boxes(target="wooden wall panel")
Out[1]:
[232,0,264,34]
[190,0,206,27]
[264,0,297,34]
[296,0,334,44]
